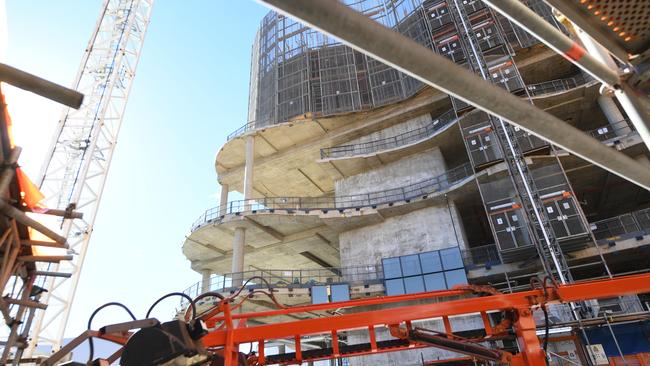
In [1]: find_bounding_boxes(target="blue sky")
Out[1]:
[5,0,268,338]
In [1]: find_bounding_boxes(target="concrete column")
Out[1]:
[231,227,246,286]
[201,270,211,293]
[575,28,650,149]
[219,183,229,216]
[597,95,632,137]
[244,135,255,202]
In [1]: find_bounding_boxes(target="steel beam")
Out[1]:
[256,0,650,190]
[542,0,629,62]
[481,0,620,87]
[0,64,83,109]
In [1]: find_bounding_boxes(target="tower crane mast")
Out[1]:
[27,0,154,354]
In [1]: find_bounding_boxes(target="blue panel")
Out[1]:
[423,272,447,291]
[400,254,422,276]
[420,251,442,273]
[331,284,350,302]
[584,322,650,355]
[385,278,405,296]
[311,286,329,304]
[382,257,402,279]
[440,247,464,270]
[403,276,425,294]
[444,269,468,288]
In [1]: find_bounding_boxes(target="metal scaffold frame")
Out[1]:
[26,0,154,354]
[256,0,650,189]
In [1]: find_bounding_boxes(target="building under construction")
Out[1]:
[2,0,650,365]
[181,0,650,365]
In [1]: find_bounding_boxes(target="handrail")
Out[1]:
[184,205,650,302]
[317,74,597,161]
[320,109,457,160]
[226,73,596,143]
[191,162,474,231]
[526,73,595,97]
[181,243,501,301]
[591,207,650,241]
[588,118,635,142]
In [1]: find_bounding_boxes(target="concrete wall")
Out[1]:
[334,139,474,365]
[336,148,447,197]
[336,147,468,269]
[345,113,433,147]
[339,204,468,269]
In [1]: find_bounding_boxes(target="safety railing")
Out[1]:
[591,207,650,242]
[183,265,385,300]
[588,119,635,142]
[191,162,474,231]
[226,120,268,141]
[461,244,501,269]
[182,244,503,301]
[538,296,646,324]
[226,74,594,144]
[320,109,457,160]
[526,73,594,97]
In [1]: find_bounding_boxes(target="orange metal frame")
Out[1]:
[196,273,650,366]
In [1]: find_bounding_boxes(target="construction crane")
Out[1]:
[40,272,650,366]
[26,0,154,354]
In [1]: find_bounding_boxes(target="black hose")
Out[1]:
[542,304,550,366]
[146,292,196,320]
[86,302,136,364]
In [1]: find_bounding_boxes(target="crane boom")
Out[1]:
[27,0,154,353]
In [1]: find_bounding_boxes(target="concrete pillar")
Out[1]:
[231,227,246,286]
[244,135,255,203]
[575,28,650,148]
[201,270,211,293]
[597,95,632,137]
[219,183,229,216]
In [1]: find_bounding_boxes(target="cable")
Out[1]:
[86,302,136,364]
[146,292,196,320]
[226,276,286,309]
[188,291,225,321]
[542,304,550,366]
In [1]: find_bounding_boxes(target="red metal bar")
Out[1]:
[369,325,377,352]
[481,311,493,336]
[201,274,650,364]
[331,330,340,358]
[443,316,452,334]
[222,302,238,366]
[258,340,265,364]
[515,308,546,366]
[294,335,302,363]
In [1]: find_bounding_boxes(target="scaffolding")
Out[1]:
[242,0,558,137]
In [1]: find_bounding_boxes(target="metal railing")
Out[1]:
[588,118,635,142]
[320,109,457,160]
[538,296,646,324]
[182,244,503,301]
[184,265,385,300]
[461,244,501,269]
[226,74,595,143]
[226,120,271,141]
[591,207,650,241]
[191,162,474,231]
[183,206,650,301]
[526,73,595,97]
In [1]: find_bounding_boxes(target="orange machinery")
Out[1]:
[43,273,650,366]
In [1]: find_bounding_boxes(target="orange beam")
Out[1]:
[206,273,650,365]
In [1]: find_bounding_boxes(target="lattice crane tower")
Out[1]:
[27,0,154,353]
